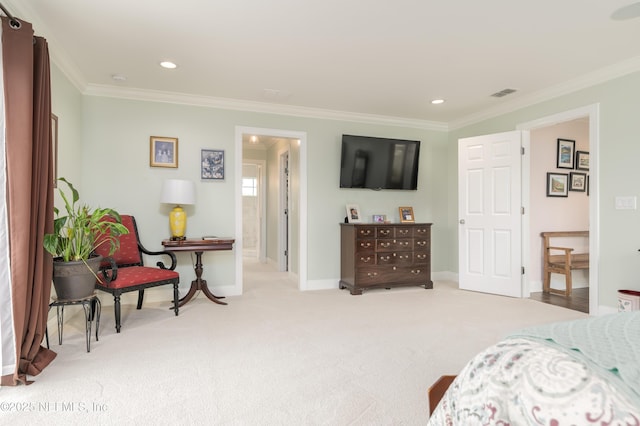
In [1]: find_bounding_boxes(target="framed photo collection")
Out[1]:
[546,138,589,198]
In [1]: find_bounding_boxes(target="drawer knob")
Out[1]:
[367,272,378,277]
[411,269,421,275]
[360,256,371,263]
[417,241,426,246]
[360,242,372,248]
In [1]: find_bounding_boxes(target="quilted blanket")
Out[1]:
[428,312,640,425]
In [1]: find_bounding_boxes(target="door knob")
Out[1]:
[459,219,465,224]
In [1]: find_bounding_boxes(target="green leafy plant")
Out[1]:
[43,177,129,262]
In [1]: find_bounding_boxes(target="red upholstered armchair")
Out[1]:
[94,215,179,333]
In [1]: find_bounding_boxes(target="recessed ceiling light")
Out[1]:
[111,74,126,81]
[160,61,177,69]
[431,99,445,105]
[250,135,259,144]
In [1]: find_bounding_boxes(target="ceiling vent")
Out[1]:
[491,88,517,98]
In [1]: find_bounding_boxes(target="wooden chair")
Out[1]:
[94,215,180,332]
[541,231,589,297]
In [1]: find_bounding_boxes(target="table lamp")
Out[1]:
[160,179,196,240]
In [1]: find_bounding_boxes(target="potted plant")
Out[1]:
[44,178,129,300]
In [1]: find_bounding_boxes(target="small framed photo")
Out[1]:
[546,172,569,197]
[399,206,415,223]
[575,150,589,171]
[346,204,362,223]
[201,149,225,180]
[372,214,386,223]
[569,172,587,192]
[556,138,575,169]
[150,136,178,168]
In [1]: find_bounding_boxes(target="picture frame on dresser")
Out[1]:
[372,214,386,223]
[346,204,362,223]
[399,206,415,223]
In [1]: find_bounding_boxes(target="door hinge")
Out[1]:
[521,266,525,275]
[521,147,525,155]
[521,206,525,215]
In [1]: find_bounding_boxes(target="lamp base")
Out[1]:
[170,236,186,241]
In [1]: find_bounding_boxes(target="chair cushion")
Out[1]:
[96,266,178,289]
[94,215,142,266]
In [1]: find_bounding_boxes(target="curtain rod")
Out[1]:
[0,2,21,28]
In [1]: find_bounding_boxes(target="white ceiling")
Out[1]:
[5,0,640,128]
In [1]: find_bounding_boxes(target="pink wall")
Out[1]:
[530,119,589,291]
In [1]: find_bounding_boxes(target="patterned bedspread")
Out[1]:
[428,313,640,425]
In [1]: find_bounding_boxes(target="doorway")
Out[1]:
[235,126,308,295]
[458,104,599,314]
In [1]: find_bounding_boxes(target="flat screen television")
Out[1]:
[339,134,421,190]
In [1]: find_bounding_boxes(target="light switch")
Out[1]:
[615,196,637,210]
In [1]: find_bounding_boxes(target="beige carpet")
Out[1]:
[0,260,586,425]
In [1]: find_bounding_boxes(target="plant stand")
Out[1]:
[46,293,101,352]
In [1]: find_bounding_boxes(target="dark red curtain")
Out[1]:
[1,16,56,386]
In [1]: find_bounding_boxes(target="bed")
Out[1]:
[428,312,640,425]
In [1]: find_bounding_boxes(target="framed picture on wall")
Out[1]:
[556,138,575,169]
[150,136,178,168]
[201,149,225,180]
[575,150,589,170]
[546,172,569,197]
[569,172,587,192]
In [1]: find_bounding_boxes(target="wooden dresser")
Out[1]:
[339,223,433,295]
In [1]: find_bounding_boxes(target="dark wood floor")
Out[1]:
[529,287,589,313]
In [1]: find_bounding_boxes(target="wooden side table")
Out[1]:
[47,293,101,352]
[162,238,235,307]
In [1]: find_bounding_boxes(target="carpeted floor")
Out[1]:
[0,259,586,425]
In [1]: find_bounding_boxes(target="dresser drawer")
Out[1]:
[355,227,376,239]
[377,238,413,252]
[377,252,413,265]
[414,251,429,264]
[395,227,413,238]
[376,227,394,238]
[355,253,375,266]
[415,238,430,250]
[356,266,427,286]
[355,239,375,253]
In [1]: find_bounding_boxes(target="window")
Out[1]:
[242,178,257,196]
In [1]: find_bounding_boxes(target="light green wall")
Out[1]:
[53,59,640,310]
[55,81,449,294]
[448,71,640,309]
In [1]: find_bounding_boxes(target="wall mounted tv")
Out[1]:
[339,134,421,190]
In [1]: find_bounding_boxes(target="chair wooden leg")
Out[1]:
[565,271,573,297]
[114,294,122,333]
[543,269,551,293]
[136,289,145,310]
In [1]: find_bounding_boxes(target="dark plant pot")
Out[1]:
[52,256,103,300]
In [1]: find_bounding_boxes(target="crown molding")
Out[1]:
[83,84,449,132]
[449,55,640,130]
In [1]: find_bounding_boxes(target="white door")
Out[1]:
[458,131,523,297]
